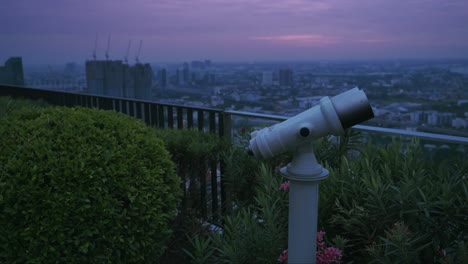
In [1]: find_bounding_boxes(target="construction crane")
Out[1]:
[105,35,111,60]
[124,40,132,64]
[92,34,98,60]
[135,40,142,63]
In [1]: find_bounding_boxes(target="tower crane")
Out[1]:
[105,35,111,60]
[135,40,142,63]
[124,40,132,64]
[92,34,98,60]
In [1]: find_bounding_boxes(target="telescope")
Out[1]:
[247,87,374,264]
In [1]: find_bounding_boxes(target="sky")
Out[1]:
[1,0,468,64]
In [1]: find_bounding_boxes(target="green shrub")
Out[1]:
[185,164,288,264]
[0,96,49,119]
[185,134,466,263]
[0,107,181,263]
[154,128,228,215]
[320,139,467,262]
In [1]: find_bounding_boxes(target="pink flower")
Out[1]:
[317,247,342,264]
[277,231,343,263]
[278,249,288,263]
[279,181,290,191]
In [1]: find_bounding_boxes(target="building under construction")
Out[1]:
[85,38,152,100]
[85,60,152,100]
[0,57,24,86]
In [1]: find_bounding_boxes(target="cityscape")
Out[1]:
[1,0,468,262]
[2,57,467,138]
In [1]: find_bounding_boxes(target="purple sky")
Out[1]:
[1,0,468,64]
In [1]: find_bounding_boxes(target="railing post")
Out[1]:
[177,108,184,129]
[197,110,204,132]
[222,112,232,142]
[187,109,194,129]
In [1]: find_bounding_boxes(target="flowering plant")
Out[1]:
[278,181,342,263]
[277,230,342,264]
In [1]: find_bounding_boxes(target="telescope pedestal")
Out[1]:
[280,142,328,264]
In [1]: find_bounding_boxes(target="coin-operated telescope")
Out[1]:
[248,87,374,264]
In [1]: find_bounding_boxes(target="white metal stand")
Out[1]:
[280,141,328,264]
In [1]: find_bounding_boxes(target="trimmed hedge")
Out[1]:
[0,107,181,263]
[0,96,49,119]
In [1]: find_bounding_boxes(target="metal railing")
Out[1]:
[1,84,467,223]
[223,110,468,145]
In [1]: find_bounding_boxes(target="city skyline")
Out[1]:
[1,0,468,64]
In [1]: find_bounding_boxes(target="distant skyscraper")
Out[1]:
[157,68,168,89]
[183,62,191,84]
[279,68,293,87]
[0,57,24,86]
[86,60,152,99]
[133,63,152,99]
[262,71,273,86]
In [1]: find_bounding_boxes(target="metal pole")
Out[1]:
[280,142,328,264]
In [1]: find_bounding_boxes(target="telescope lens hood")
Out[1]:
[330,88,374,129]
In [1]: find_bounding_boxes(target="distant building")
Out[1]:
[0,57,24,86]
[183,62,191,84]
[86,60,152,100]
[157,68,168,89]
[279,68,293,87]
[262,71,273,86]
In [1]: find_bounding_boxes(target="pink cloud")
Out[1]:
[251,34,339,47]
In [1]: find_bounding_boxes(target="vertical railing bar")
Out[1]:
[158,105,165,128]
[144,103,151,125]
[177,108,184,129]
[167,106,174,128]
[187,108,194,129]
[127,101,133,116]
[150,104,157,127]
[209,111,216,134]
[201,165,207,219]
[135,102,142,119]
[197,110,204,132]
[122,100,128,115]
[220,160,227,219]
[211,159,219,223]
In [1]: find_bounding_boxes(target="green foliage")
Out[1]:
[183,236,216,264]
[0,107,181,263]
[222,145,261,206]
[185,164,288,264]
[0,96,49,119]
[154,128,228,215]
[366,222,431,263]
[320,139,467,262]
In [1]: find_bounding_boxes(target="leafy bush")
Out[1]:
[154,128,228,216]
[0,96,49,119]
[185,164,288,264]
[222,145,261,206]
[0,107,181,263]
[320,139,467,263]
[185,132,466,263]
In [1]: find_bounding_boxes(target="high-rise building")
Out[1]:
[183,62,191,84]
[157,68,168,89]
[279,68,293,87]
[0,57,24,86]
[133,63,152,99]
[262,71,273,86]
[86,60,152,100]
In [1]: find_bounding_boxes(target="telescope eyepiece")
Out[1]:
[330,88,374,129]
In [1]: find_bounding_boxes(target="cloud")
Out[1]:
[1,0,467,62]
[251,34,338,47]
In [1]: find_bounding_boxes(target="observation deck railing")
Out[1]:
[1,84,467,223]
